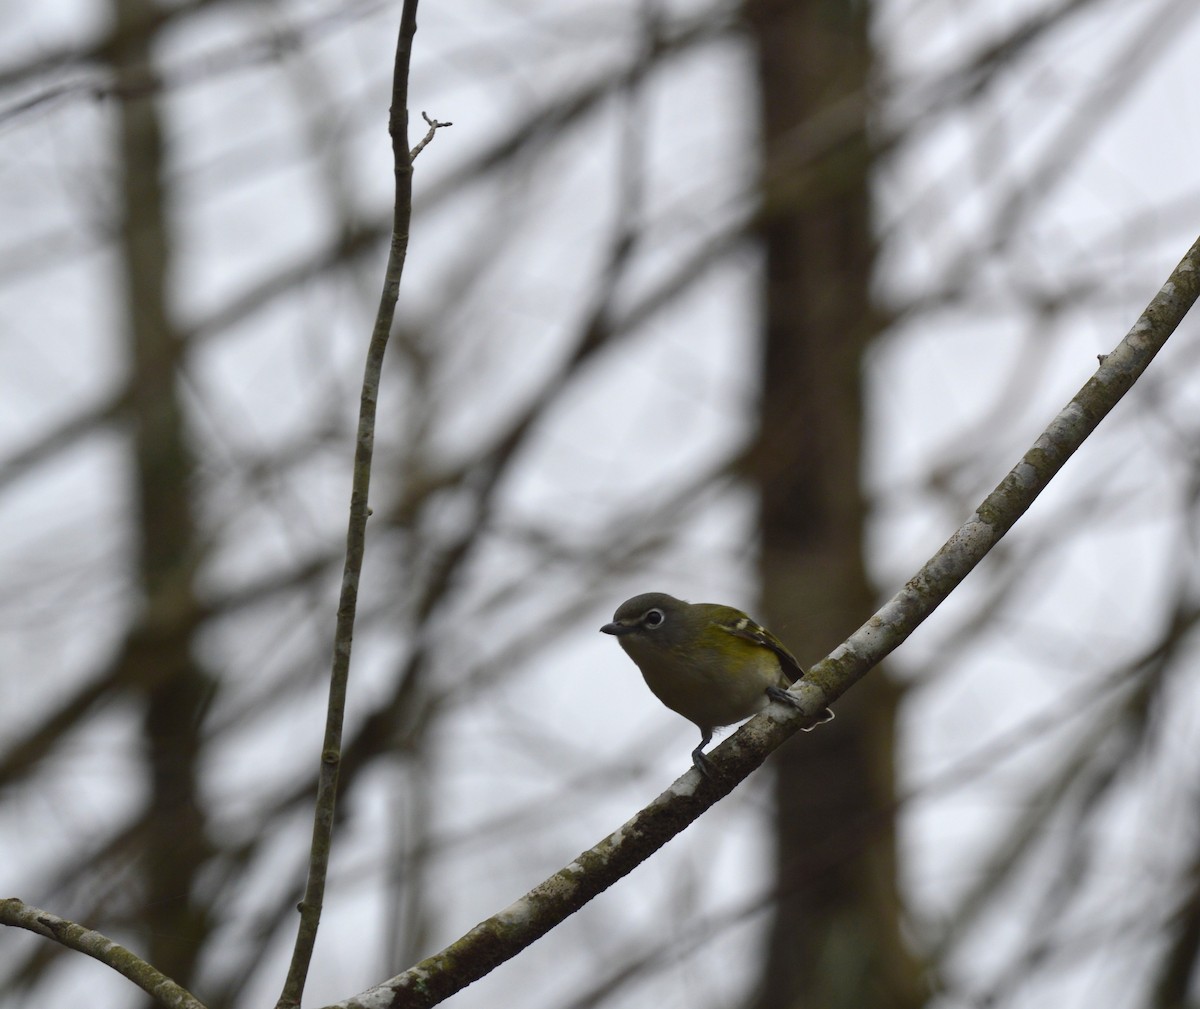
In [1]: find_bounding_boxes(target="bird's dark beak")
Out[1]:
[600,621,632,636]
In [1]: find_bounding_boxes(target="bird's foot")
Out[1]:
[766,686,834,731]
[691,748,717,781]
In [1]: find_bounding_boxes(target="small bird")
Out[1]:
[600,592,834,778]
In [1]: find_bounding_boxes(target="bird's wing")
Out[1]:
[708,606,804,683]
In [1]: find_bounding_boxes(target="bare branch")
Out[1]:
[410,110,451,161]
[314,237,1200,1006]
[274,2,422,1007]
[0,899,207,1009]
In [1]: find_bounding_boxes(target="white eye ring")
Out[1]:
[643,608,665,628]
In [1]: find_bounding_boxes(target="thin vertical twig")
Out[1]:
[275,2,428,1006]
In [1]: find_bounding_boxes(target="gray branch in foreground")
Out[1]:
[316,233,1200,1009]
[0,898,207,1009]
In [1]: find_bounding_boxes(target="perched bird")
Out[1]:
[600,592,834,778]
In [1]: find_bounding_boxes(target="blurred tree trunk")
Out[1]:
[745,1,926,1007]
[112,0,215,995]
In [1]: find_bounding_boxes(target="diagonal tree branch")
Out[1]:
[0,899,206,1009]
[316,234,1200,1009]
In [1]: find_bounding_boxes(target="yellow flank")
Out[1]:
[617,629,788,731]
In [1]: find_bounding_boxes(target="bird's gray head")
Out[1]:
[600,592,689,644]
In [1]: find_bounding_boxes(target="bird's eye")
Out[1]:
[643,608,665,628]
